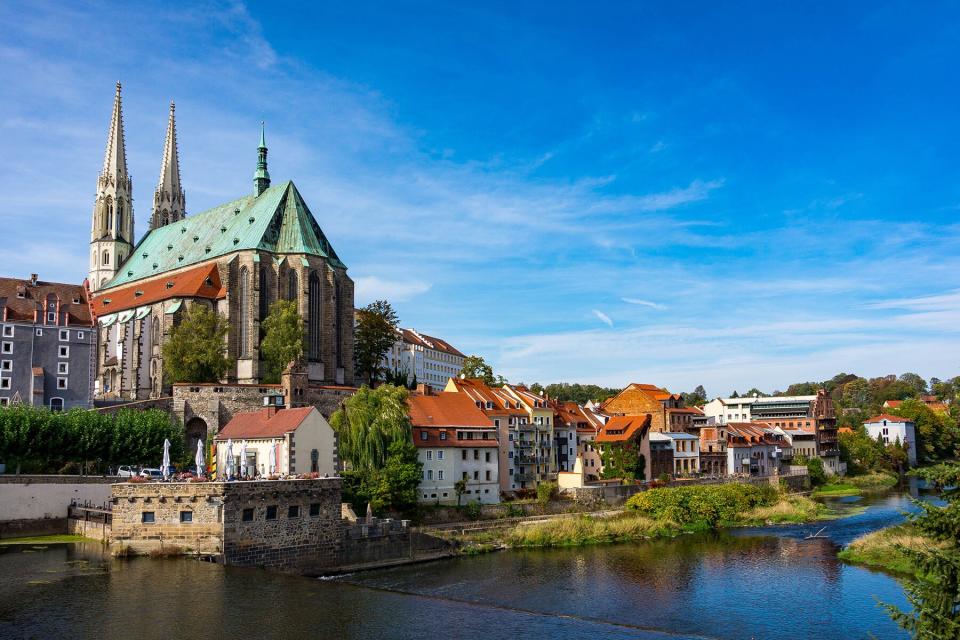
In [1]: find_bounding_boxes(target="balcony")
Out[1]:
[518,455,538,464]
[515,440,535,449]
[514,473,535,483]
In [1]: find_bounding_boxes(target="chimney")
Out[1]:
[29,274,38,286]
[262,394,285,417]
[416,383,433,396]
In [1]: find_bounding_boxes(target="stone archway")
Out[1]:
[185,417,208,466]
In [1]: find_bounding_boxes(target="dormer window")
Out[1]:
[166,282,174,289]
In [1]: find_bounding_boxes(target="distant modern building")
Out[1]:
[0,274,95,409]
[381,328,465,390]
[408,390,500,504]
[864,414,918,466]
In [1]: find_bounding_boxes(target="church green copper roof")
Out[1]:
[103,180,346,289]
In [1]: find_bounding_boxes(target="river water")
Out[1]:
[0,491,921,640]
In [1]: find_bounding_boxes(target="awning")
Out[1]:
[98,313,117,327]
[134,306,151,320]
[165,300,182,314]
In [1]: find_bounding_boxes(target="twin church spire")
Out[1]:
[89,82,269,291]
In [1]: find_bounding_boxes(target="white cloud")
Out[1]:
[622,298,667,310]
[354,276,432,304]
[592,310,613,327]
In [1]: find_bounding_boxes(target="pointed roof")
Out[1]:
[156,102,182,199]
[98,180,346,290]
[102,82,128,179]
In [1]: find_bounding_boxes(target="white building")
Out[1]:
[409,391,500,504]
[864,414,918,466]
[650,431,701,475]
[703,395,817,427]
[214,396,338,477]
[383,328,465,390]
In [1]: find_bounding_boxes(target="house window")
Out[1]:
[473,470,479,480]
[437,470,444,480]
[59,346,69,358]
[142,512,155,524]
[1,326,11,337]
[309,503,320,517]
[57,362,68,375]
[35,328,43,336]
[1,361,10,371]
[439,431,447,441]
[494,419,500,427]
[486,470,491,481]
[242,508,254,522]
[47,312,56,323]
[2,343,12,354]
[288,505,300,518]
[437,450,444,460]
[0,379,10,390]
[180,511,193,523]
[0,398,8,407]
[485,452,491,462]
[58,377,68,389]
[59,329,69,341]
[473,450,479,460]
[426,451,432,460]
[78,332,84,340]
[421,431,428,441]
[50,398,63,412]
[461,450,467,460]
[266,505,278,520]
[508,451,513,459]
[427,469,433,480]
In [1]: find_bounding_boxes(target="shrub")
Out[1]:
[461,501,482,521]
[626,483,778,529]
[537,481,558,505]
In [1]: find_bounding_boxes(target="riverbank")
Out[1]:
[838,523,943,577]
[451,485,833,551]
[0,534,94,546]
[811,472,899,497]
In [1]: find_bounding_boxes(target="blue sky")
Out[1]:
[3,1,960,394]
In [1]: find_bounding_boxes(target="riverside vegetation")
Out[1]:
[455,483,830,550]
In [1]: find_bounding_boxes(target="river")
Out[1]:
[0,490,921,640]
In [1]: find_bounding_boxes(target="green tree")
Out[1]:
[541,382,621,404]
[890,399,960,462]
[330,384,411,471]
[454,478,468,506]
[370,439,423,514]
[885,463,960,638]
[354,300,400,384]
[600,443,645,482]
[259,299,305,383]
[459,355,501,386]
[839,426,886,474]
[682,385,708,407]
[162,304,231,383]
[793,454,826,486]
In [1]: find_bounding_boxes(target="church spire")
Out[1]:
[102,81,128,180]
[254,121,270,196]
[150,101,186,229]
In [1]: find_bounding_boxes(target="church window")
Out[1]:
[308,271,321,360]
[238,267,250,357]
[152,317,160,348]
[106,200,114,232]
[288,270,299,300]
[259,267,270,320]
[103,252,110,266]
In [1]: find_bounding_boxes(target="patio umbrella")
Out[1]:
[225,439,234,480]
[195,440,205,477]
[161,439,171,481]
[268,439,277,475]
[239,440,248,478]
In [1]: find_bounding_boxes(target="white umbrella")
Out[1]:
[225,439,234,480]
[195,439,205,477]
[239,440,248,478]
[161,439,171,481]
[268,439,277,475]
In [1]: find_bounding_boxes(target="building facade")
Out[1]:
[864,414,918,466]
[0,275,95,409]
[86,85,354,400]
[382,329,465,390]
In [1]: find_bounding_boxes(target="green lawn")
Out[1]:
[0,534,95,545]
[811,483,861,497]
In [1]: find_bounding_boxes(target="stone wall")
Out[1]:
[0,475,115,522]
[220,478,343,571]
[111,482,225,554]
[94,396,173,414]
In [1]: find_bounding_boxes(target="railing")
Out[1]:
[68,498,113,525]
[513,473,535,482]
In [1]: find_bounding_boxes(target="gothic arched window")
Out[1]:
[308,271,321,361]
[288,270,299,301]
[103,251,110,266]
[259,267,270,320]
[152,316,160,348]
[117,200,124,234]
[106,199,114,233]
[238,267,249,357]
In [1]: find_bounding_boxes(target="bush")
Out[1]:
[461,501,482,521]
[626,483,778,529]
[537,481,558,505]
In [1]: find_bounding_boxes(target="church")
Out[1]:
[87,83,355,401]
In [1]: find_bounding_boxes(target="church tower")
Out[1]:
[149,102,185,230]
[89,82,135,292]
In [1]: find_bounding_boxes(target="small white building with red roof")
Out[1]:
[214,396,337,478]
[864,414,917,465]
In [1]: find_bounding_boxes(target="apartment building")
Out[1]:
[382,328,465,390]
[502,384,556,486]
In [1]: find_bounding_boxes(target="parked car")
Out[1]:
[116,465,138,478]
[139,468,163,480]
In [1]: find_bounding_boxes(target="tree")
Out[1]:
[541,382,621,404]
[890,399,960,462]
[682,385,708,407]
[839,426,886,474]
[885,463,960,638]
[459,355,501,386]
[162,304,231,383]
[898,372,928,396]
[370,439,423,514]
[354,300,400,384]
[259,299,305,383]
[743,388,767,398]
[330,384,411,471]
[600,443,645,482]
[454,478,467,506]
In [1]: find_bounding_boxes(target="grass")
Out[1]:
[0,534,94,545]
[838,524,943,577]
[811,483,862,497]
[735,495,832,525]
[844,471,899,491]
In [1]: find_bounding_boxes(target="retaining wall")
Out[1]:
[0,475,115,524]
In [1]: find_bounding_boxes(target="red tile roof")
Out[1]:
[408,392,494,428]
[400,328,464,357]
[596,414,651,443]
[865,414,912,424]
[0,276,93,326]
[448,378,526,416]
[215,406,315,440]
[89,263,225,316]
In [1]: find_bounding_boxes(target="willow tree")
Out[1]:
[330,384,411,471]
